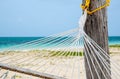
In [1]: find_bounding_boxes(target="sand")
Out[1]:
[0,47,120,79]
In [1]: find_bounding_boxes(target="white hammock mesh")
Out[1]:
[0,10,120,79]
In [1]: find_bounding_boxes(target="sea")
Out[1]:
[0,37,120,50]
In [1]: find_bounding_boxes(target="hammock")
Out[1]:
[0,6,120,79]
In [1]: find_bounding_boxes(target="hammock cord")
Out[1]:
[0,1,120,79]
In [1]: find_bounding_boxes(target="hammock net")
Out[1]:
[0,2,120,79]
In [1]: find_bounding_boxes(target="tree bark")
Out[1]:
[83,0,111,79]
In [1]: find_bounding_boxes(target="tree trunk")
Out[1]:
[83,0,111,79]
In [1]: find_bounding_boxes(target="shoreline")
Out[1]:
[0,46,120,53]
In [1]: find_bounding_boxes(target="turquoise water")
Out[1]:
[0,37,40,49]
[109,36,120,45]
[0,37,76,50]
[0,37,119,49]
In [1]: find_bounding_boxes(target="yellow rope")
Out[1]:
[81,0,110,14]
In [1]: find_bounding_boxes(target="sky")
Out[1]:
[0,0,119,37]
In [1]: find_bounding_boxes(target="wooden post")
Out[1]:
[82,0,111,79]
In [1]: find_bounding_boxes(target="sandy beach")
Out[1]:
[0,47,120,79]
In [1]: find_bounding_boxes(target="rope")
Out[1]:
[1,8,120,79]
[81,0,110,14]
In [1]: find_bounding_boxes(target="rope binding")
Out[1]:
[81,0,110,14]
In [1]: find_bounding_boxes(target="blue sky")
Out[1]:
[0,0,119,37]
